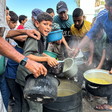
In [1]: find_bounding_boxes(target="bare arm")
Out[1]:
[0,37,47,77]
[62,36,71,50]
[13,35,28,42]
[74,35,91,56]
[96,49,106,69]
[27,54,58,67]
[86,40,94,65]
[6,29,40,40]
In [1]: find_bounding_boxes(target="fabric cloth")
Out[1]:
[0,0,10,39]
[16,36,45,86]
[17,25,24,29]
[70,20,91,53]
[24,19,36,30]
[70,20,91,38]
[4,46,23,79]
[16,36,45,112]
[0,74,10,110]
[87,11,112,43]
[53,14,73,43]
[6,78,22,112]
[92,31,107,58]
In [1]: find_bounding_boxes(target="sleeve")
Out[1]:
[86,18,103,39]
[23,37,39,56]
[47,43,54,52]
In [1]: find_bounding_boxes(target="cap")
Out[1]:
[32,8,43,20]
[56,1,68,14]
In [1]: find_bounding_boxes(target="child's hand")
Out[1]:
[47,57,58,67]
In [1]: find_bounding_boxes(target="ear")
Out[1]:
[34,21,39,28]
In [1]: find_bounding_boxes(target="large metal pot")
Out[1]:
[43,79,82,112]
[23,74,60,103]
[83,69,112,96]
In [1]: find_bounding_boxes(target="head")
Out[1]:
[18,15,27,25]
[6,6,11,24]
[8,11,18,29]
[105,0,112,17]
[56,1,68,20]
[34,12,53,36]
[46,8,55,17]
[32,8,43,21]
[72,8,84,29]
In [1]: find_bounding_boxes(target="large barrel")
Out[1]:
[43,79,82,112]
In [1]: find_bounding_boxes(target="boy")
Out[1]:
[16,12,58,112]
[17,15,27,29]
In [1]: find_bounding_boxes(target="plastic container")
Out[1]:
[43,50,58,58]
[47,30,63,42]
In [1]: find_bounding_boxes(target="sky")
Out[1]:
[7,0,78,19]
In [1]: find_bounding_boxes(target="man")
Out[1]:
[46,8,55,17]
[74,0,112,111]
[70,8,94,66]
[54,1,74,43]
[53,1,73,57]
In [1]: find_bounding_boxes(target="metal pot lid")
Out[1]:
[83,69,112,85]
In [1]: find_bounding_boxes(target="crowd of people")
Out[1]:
[0,0,112,111]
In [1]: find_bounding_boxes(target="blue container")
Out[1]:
[47,30,63,42]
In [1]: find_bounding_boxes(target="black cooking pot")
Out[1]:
[84,69,112,97]
[23,74,60,103]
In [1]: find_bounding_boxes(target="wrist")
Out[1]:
[19,57,28,66]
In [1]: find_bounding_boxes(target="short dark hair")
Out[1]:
[9,11,18,22]
[72,8,83,18]
[36,12,53,23]
[19,15,27,23]
[46,8,54,14]
[6,6,9,10]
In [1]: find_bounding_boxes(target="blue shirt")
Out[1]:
[87,11,112,43]
[4,46,23,79]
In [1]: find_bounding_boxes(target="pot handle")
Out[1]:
[87,84,99,89]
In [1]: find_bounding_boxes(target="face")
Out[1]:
[35,20,52,36]
[8,21,17,29]
[58,11,68,20]
[49,12,55,18]
[73,16,84,29]
[6,10,11,24]
[22,18,27,25]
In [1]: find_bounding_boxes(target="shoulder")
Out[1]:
[24,19,35,29]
